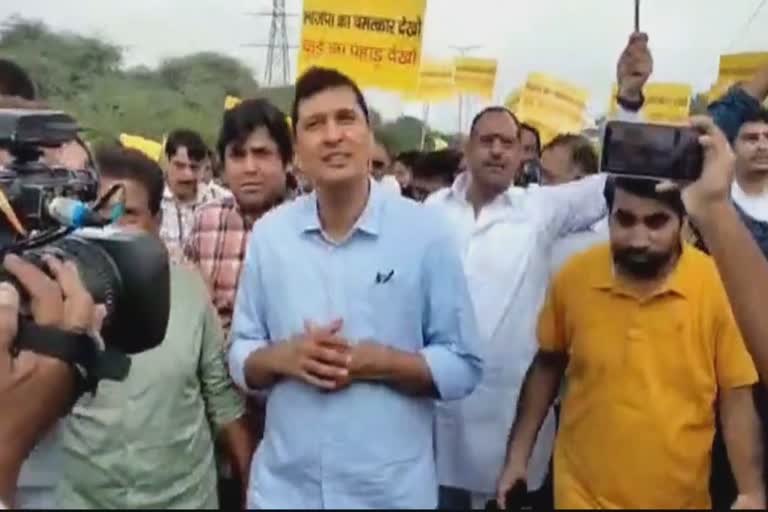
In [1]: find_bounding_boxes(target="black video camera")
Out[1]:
[0,109,170,391]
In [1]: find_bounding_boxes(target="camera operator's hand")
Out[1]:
[0,254,101,507]
[617,32,653,102]
[5,254,99,333]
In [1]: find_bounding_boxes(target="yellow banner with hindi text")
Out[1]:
[297,0,426,93]
[404,59,456,102]
[708,52,768,104]
[515,73,589,144]
[609,82,692,125]
[454,57,497,100]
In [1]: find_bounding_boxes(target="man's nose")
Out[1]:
[322,120,343,144]
[244,154,261,174]
[627,228,652,249]
[490,138,504,156]
[179,166,197,180]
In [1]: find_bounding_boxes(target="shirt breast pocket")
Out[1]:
[359,271,422,351]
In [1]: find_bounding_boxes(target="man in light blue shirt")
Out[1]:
[228,67,483,509]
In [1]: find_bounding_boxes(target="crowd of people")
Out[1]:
[1,29,768,510]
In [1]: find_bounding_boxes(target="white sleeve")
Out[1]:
[535,173,608,243]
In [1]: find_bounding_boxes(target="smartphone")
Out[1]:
[601,121,703,182]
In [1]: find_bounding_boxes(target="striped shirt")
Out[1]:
[184,196,255,340]
[160,183,231,264]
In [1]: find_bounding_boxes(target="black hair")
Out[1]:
[291,67,370,133]
[95,145,165,216]
[520,123,542,155]
[603,177,686,219]
[217,98,293,166]
[470,106,520,137]
[544,133,598,175]
[0,58,36,100]
[395,150,421,169]
[413,149,462,186]
[739,108,768,129]
[164,129,208,162]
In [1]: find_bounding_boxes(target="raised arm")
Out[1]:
[537,173,607,240]
[614,32,767,142]
[682,116,768,383]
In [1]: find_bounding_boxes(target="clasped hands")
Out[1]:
[276,318,388,391]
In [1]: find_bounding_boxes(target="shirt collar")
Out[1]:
[592,243,692,299]
[447,171,523,207]
[163,184,208,205]
[299,178,384,238]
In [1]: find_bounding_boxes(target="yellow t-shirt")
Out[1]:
[539,243,757,509]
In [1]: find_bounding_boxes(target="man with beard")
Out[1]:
[497,176,764,509]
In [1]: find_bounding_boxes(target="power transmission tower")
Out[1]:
[244,0,299,86]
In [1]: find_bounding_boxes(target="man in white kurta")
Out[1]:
[427,106,607,508]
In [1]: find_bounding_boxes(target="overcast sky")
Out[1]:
[2,0,766,131]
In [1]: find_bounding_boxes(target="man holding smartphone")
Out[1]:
[497,118,765,510]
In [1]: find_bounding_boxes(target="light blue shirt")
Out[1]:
[229,180,483,509]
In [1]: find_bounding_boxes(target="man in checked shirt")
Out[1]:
[160,129,230,263]
[185,99,291,336]
[184,98,292,509]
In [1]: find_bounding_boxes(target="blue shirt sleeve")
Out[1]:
[419,227,483,401]
[708,87,763,143]
[228,232,271,395]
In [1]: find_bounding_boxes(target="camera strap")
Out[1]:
[13,319,132,396]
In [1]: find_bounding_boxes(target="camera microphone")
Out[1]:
[48,197,109,228]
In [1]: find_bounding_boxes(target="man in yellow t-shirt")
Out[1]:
[498,177,764,509]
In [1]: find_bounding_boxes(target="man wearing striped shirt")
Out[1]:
[160,129,229,264]
[184,99,291,337]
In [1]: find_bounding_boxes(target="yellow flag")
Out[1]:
[404,59,456,102]
[504,88,521,113]
[454,57,497,100]
[433,136,448,150]
[297,0,426,93]
[225,96,243,110]
[709,52,768,104]
[119,133,163,162]
[516,73,589,144]
[609,82,692,125]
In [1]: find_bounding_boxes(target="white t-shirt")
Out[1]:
[732,181,768,222]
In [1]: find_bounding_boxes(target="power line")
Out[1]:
[243,0,299,86]
[726,0,767,50]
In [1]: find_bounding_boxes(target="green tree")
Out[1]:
[0,17,428,150]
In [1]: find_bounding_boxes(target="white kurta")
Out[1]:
[428,172,607,494]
